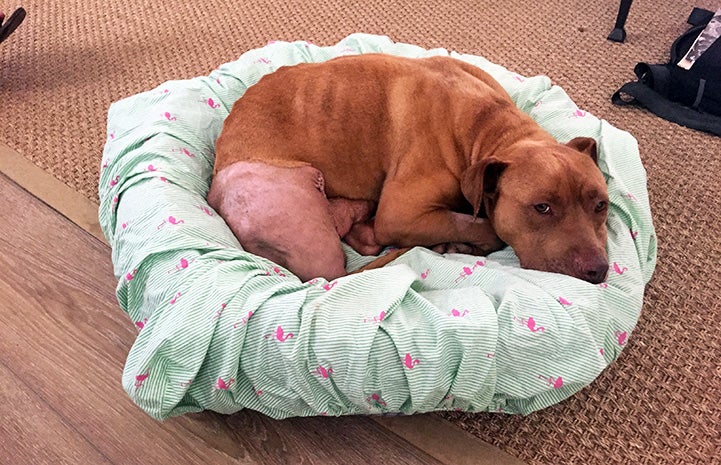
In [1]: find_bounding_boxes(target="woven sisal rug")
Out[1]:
[1,0,718,463]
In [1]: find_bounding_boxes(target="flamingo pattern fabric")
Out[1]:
[98,34,657,421]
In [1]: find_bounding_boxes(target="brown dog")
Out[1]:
[209,54,609,283]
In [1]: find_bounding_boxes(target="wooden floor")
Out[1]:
[0,149,526,465]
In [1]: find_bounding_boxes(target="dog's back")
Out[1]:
[213,54,516,200]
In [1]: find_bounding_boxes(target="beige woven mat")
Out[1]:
[1,1,719,463]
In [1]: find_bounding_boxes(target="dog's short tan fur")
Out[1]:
[210,54,609,283]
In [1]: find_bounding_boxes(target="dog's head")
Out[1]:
[461,137,609,283]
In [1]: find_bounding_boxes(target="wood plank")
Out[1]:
[373,414,528,465]
[0,361,113,465]
[0,175,245,464]
[176,412,446,465]
[0,140,106,244]
[0,172,445,465]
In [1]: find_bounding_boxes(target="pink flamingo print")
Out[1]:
[527,316,545,332]
[172,147,196,158]
[630,229,639,240]
[157,216,185,230]
[486,353,495,358]
[233,310,254,329]
[212,304,225,321]
[625,192,637,201]
[420,269,430,279]
[454,260,486,283]
[254,57,271,65]
[180,379,193,387]
[558,296,572,307]
[615,330,628,346]
[147,164,158,172]
[169,292,182,304]
[322,281,338,291]
[135,318,148,330]
[264,266,286,277]
[457,266,474,281]
[271,266,285,277]
[125,269,137,281]
[159,177,169,183]
[265,325,294,342]
[101,160,109,169]
[162,112,177,121]
[514,316,545,332]
[134,371,149,389]
[599,348,605,356]
[205,97,221,109]
[121,221,129,230]
[109,175,120,187]
[403,353,420,369]
[313,366,334,378]
[199,205,214,216]
[215,377,235,390]
[109,132,115,140]
[512,73,526,82]
[253,386,263,396]
[450,308,469,317]
[612,262,628,275]
[363,310,386,323]
[367,393,387,407]
[167,257,194,274]
[598,282,609,288]
[112,196,119,205]
[538,374,564,389]
[570,109,587,118]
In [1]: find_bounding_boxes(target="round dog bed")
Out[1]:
[99,33,656,420]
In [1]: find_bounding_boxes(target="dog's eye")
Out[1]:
[534,203,552,215]
[595,200,608,213]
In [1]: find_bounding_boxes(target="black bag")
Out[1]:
[612,7,721,136]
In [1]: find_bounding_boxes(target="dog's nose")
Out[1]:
[583,257,609,284]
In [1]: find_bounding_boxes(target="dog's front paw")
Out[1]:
[431,242,476,254]
[472,235,506,255]
[432,237,505,256]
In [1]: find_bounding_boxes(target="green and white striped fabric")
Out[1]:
[99,33,656,420]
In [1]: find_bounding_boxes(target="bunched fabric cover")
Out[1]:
[98,34,656,420]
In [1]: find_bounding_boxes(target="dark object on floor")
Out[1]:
[0,7,26,45]
[612,7,721,137]
[608,0,633,43]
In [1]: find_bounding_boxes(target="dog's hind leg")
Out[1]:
[327,198,383,256]
[208,161,347,282]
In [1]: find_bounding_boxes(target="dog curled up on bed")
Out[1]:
[208,54,609,284]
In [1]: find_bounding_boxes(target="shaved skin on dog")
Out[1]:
[208,54,609,284]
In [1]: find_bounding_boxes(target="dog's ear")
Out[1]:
[461,158,508,218]
[566,137,598,164]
